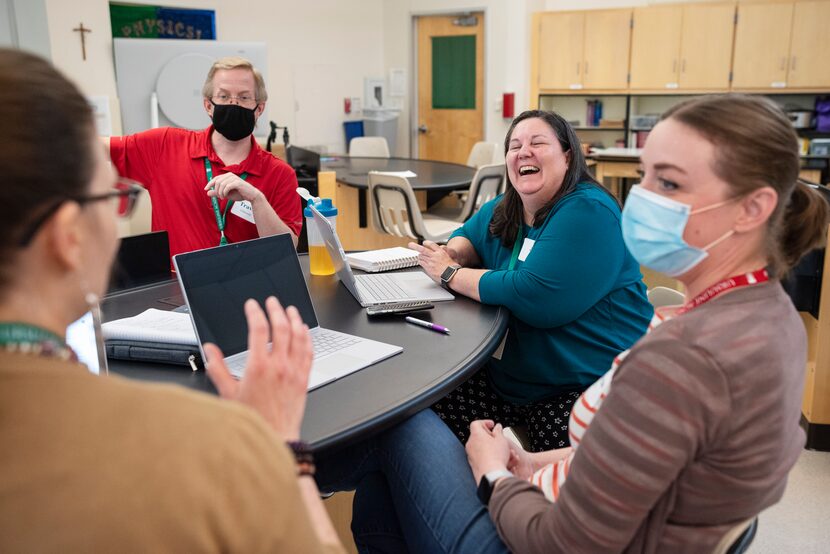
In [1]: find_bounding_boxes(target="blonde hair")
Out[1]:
[201,56,268,102]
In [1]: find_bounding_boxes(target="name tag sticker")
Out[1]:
[231,200,256,224]
[518,238,535,262]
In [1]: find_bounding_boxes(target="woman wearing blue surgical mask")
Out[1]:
[314,95,828,553]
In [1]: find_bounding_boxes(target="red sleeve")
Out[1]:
[264,162,303,236]
[109,128,170,191]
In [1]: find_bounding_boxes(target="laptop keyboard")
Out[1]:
[357,274,412,303]
[223,329,361,377]
[312,329,360,359]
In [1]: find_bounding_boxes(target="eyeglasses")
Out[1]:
[211,93,258,108]
[17,177,144,247]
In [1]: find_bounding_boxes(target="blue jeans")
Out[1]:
[316,409,509,554]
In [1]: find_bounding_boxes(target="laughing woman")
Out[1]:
[410,110,653,451]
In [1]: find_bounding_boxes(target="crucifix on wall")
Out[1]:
[73,23,92,61]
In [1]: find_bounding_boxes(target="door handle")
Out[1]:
[418,124,428,134]
[791,56,797,71]
[672,59,677,73]
[780,57,787,70]
[584,61,589,75]
[681,59,686,73]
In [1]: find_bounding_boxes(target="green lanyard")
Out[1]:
[204,158,248,246]
[0,322,64,346]
[508,225,525,271]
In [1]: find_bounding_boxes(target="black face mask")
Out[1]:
[210,100,257,141]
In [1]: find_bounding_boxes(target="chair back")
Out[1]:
[647,286,685,308]
[466,141,501,168]
[350,137,390,158]
[458,164,506,221]
[368,172,426,240]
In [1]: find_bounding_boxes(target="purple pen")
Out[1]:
[405,316,451,335]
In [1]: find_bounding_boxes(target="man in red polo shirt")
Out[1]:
[107,57,301,259]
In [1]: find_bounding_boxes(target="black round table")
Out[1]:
[323,156,475,192]
[103,258,507,454]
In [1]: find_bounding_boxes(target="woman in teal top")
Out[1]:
[411,110,652,451]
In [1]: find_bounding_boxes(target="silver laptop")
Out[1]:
[66,306,108,375]
[173,234,402,390]
[308,203,454,307]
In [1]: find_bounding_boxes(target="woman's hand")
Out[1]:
[506,441,535,480]
[408,240,459,283]
[465,420,512,484]
[203,296,313,441]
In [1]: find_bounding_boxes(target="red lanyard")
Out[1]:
[676,268,769,316]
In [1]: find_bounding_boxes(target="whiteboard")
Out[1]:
[113,38,268,136]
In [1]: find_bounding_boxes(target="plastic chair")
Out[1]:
[714,517,758,554]
[466,141,502,168]
[430,164,506,223]
[349,136,390,158]
[368,171,463,243]
[647,286,685,308]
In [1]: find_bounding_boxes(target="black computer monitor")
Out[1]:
[108,231,172,292]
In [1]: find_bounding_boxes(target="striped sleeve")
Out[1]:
[489,336,730,553]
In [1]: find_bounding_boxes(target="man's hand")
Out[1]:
[407,240,459,284]
[465,419,512,484]
[203,297,313,441]
[205,173,265,204]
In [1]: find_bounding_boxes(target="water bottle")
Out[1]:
[305,198,338,276]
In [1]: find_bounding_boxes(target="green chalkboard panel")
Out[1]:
[432,35,476,110]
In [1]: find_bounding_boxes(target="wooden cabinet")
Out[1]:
[630,6,683,90]
[732,2,794,89]
[532,0,830,103]
[630,3,735,91]
[679,3,735,90]
[788,1,830,88]
[536,9,631,92]
[583,9,632,90]
[537,12,584,90]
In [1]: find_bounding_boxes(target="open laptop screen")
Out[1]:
[66,309,108,375]
[174,234,319,357]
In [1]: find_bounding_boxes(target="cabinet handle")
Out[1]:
[585,61,589,74]
[780,57,787,70]
[791,56,797,71]
[576,62,580,75]
[672,59,677,73]
[681,59,686,73]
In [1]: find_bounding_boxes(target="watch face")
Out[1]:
[441,265,458,283]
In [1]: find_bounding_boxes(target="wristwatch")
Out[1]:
[477,469,514,505]
[440,264,462,290]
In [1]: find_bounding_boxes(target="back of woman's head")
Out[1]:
[491,110,600,246]
[0,49,94,285]
[664,94,828,276]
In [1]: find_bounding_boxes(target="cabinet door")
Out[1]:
[788,0,830,88]
[538,12,585,90]
[629,6,682,90]
[732,2,794,89]
[678,3,735,90]
[583,9,632,90]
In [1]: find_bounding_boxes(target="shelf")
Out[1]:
[799,130,830,139]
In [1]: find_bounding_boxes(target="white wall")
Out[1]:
[41,0,385,151]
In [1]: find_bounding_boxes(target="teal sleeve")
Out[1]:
[478,197,626,328]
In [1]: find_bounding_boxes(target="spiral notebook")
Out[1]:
[346,247,419,273]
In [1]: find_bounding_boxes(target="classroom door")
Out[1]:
[416,13,484,165]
